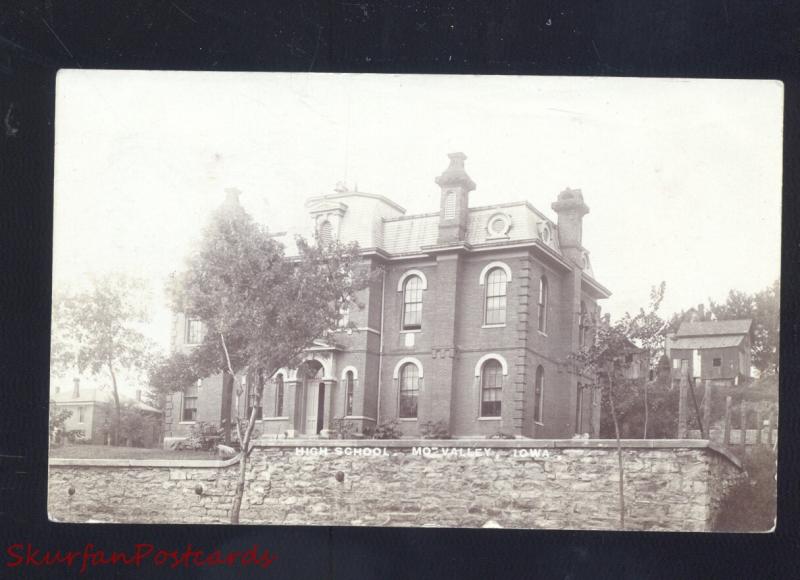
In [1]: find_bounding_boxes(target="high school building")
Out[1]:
[163,153,610,441]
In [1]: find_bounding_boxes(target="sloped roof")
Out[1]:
[676,319,752,337]
[381,213,440,254]
[50,387,162,413]
[669,335,745,350]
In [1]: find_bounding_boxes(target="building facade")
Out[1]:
[667,319,753,387]
[164,153,610,441]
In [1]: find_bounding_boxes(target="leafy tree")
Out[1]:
[572,282,667,529]
[48,405,72,444]
[51,275,157,445]
[150,192,371,523]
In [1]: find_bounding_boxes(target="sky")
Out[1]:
[53,71,783,359]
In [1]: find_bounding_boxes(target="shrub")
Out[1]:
[488,430,515,440]
[332,417,357,439]
[373,419,402,440]
[420,420,451,439]
[177,421,223,451]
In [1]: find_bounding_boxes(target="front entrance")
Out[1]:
[300,360,326,435]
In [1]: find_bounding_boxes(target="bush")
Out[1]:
[372,419,402,440]
[420,420,451,439]
[713,447,777,532]
[488,430,515,440]
[332,417,357,439]
[177,422,223,451]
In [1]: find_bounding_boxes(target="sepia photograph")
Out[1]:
[47,71,781,532]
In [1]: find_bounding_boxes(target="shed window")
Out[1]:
[713,358,722,367]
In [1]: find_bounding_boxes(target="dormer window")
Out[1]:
[486,213,512,239]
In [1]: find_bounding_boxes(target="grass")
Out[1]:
[713,447,777,532]
[49,444,221,461]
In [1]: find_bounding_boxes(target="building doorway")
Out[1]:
[299,360,325,435]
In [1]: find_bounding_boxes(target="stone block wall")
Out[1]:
[48,439,743,531]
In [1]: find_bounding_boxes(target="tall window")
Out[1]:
[484,268,508,325]
[575,383,584,433]
[246,373,263,420]
[537,276,549,333]
[534,365,545,423]
[185,317,203,345]
[480,359,503,417]
[402,275,423,330]
[319,220,333,245]
[182,383,199,422]
[344,370,355,416]
[78,406,85,423]
[578,301,587,347]
[399,363,419,418]
[274,374,284,417]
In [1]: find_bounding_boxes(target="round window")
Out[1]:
[541,225,551,242]
[487,213,511,237]
[490,217,506,234]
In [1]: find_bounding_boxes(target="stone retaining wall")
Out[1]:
[48,439,743,531]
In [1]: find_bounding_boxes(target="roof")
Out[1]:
[669,335,746,350]
[50,387,162,414]
[676,319,752,337]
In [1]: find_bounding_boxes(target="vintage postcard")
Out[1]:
[48,71,781,531]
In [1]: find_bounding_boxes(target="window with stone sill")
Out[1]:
[182,383,199,422]
[480,359,503,417]
[399,363,420,419]
[484,267,508,325]
[402,275,423,330]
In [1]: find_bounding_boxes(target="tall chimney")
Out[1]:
[435,152,476,244]
[551,187,589,264]
[72,377,80,398]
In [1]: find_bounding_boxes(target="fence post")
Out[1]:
[756,410,762,445]
[739,401,747,452]
[702,380,712,440]
[678,371,688,438]
[723,396,732,446]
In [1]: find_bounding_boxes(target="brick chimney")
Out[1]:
[436,152,476,244]
[72,377,80,398]
[551,187,589,264]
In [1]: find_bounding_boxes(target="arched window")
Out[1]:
[399,363,419,418]
[480,359,503,417]
[246,371,263,421]
[578,300,587,347]
[484,268,508,325]
[534,365,545,423]
[402,275,423,330]
[319,220,333,245]
[537,276,549,333]
[274,374,284,417]
[344,370,355,416]
[443,191,456,219]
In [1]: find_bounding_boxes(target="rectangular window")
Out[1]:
[713,358,722,367]
[399,364,420,419]
[575,385,584,433]
[246,375,263,420]
[185,317,203,345]
[480,362,503,417]
[78,406,85,423]
[672,358,680,369]
[182,384,198,422]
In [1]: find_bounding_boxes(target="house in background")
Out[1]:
[666,319,753,387]
[163,153,611,442]
[50,378,163,447]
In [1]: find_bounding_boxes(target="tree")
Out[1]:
[51,275,157,446]
[150,193,370,523]
[572,283,667,529]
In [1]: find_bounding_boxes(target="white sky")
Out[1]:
[54,71,783,354]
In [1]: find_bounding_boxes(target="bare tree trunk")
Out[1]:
[108,362,121,446]
[607,368,626,530]
[643,380,649,439]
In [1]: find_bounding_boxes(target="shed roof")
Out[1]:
[676,319,752,337]
[669,335,745,350]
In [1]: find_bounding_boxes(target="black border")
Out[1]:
[1,1,798,578]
